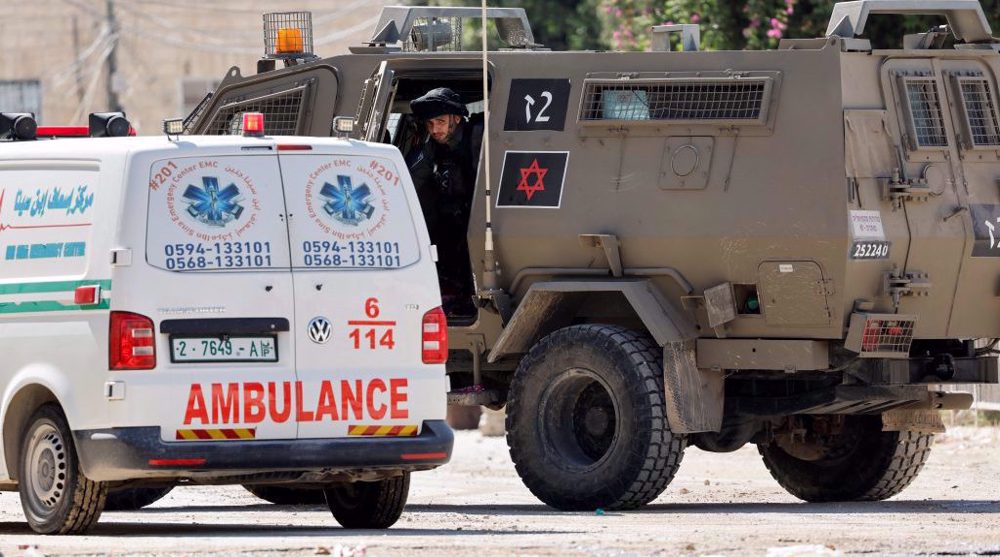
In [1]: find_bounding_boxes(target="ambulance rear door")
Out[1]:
[126,147,298,442]
[278,143,444,440]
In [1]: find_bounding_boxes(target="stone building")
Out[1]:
[0,0,391,133]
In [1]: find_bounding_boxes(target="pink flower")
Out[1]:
[613,30,622,40]
[749,16,761,29]
[615,8,623,18]
[767,28,783,39]
[690,13,701,24]
[770,17,786,31]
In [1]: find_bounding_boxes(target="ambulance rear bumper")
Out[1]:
[74,420,453,482]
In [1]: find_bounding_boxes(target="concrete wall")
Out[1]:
[0,0,392,133]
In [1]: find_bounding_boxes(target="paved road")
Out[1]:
[0,426,996,557]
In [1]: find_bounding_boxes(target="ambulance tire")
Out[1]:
[506,324,686,511]
[18,404,107,534]
[243,484,326,505]
[324,473,409,529]
[103,486,174,511]
[758,415,933,502]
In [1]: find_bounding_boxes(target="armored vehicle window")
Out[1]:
[955,77,1000,147]
[901,78,947,148]
[579,77,771,125]
[203,83,310,137]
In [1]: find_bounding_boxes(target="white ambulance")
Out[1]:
[0,112,452,534]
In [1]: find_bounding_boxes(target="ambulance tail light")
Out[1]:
[421,307,448,364]
[110,311,157,370]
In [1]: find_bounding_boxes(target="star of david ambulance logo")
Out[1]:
[182,177,244,227]
[320,175,375,226]
[516,159,548,201]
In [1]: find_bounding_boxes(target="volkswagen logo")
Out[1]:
[307,316,332,344]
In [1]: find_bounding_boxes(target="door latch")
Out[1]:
[883,266,931,308]
[881,169,931,210]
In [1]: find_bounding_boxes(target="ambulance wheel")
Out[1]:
[18,404,107,534]
[506,324,686,511]
[104,486,174,511]
[243,484,326,505]
[758,415,933,502]
[324,473,409,529]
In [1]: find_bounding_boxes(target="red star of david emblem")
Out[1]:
[516,159,548,201]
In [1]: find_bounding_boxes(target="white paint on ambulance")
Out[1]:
[0,134,446,480]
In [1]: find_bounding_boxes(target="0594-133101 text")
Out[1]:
[182,378,409,425]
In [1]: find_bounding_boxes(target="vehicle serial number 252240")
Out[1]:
[170,336,278,363]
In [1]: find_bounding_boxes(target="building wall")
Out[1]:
[0,0,392,133]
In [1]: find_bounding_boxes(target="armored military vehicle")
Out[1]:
[184,2,1000,510]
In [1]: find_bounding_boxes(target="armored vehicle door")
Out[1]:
[355,58,491,324]
[879,58,970,337]
[361,62,396,143]
[934,59,1000,337]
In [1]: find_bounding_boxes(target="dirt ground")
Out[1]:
[0,425,996,557]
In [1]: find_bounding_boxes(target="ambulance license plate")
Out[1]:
[170,336,278,363]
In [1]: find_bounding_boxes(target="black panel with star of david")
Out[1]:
[496,151,568,208]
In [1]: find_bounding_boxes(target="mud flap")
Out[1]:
[663,340,724,433]
[881,409,945,434]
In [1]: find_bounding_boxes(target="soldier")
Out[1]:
[407,87,483,317]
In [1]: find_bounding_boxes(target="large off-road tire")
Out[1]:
[243,484,326,505]
[506,324,686,511]
[103,486,174,511]
[18,404,107,534]
[759,415,933,502]
[324,473,409,529]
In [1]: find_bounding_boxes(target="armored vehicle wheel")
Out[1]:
[18,404,107,534]
[104,486,174,511]
[758,415,933,502]
[324,473,409,529]
[243,484,326,505]
[506,324,686,511]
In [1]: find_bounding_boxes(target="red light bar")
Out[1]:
[35,126,137,138]
[400,452,448,461]
[277,144,312,151]
[36,126,89,138]
[242,112,265,137]
[148,458,206,467]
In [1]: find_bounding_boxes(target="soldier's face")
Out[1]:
[426,114,460,144]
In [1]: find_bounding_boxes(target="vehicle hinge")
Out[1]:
[478,287,512,324]
[883,266,931,309]
[881,168,931,210]
[819,278,836,296]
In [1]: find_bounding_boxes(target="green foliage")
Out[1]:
[407,0,1000,52]
[601,0,1000,51]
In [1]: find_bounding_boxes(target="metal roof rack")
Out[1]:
[826,0,995,43]
[362,6,537,52]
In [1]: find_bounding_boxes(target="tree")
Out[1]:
[600,0,1000,51]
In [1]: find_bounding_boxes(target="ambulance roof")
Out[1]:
[0,135,401,161]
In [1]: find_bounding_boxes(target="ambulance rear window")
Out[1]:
[282,154,421,270]
[145,155,292,272]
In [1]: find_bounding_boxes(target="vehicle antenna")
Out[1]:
[480,0,499,293]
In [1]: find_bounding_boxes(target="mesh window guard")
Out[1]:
[903,79,948,148]
[580,78,770,123]
[204,85,308,136]
[958,78,1000,147]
